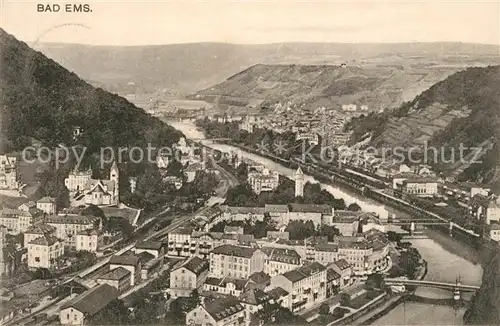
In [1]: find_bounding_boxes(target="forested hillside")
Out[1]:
[346,65,500,187]
[464,249,500,324]
[0,28,182,153]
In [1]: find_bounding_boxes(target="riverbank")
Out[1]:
[171,122,484,325]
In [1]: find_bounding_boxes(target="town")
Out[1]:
[1,4,499,325]
[0,116,490,325]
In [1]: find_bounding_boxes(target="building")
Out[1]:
[46,214,101,248]
[185,296,246,326]
[269,262,327,313]
[296,132,319,146]
[261,247,301,277]
[185,163,203,183]
[341,104,357,112]
[36,197,57,215]
[64,161,119,206]
[96,267,131,293]
[133,241,164,258]
[239,288,271,314]
[109,255,142,286]
[75,229,102,252]
[0,207,44,235]
[167,225,194,257]
[288,204,334,226]
[203,277,249,297]
[170,256,210,298]
[329,259,354,288]
[331,211,362,236]
[0,225,8,276]
[311,243,339,265]
[294,167,304,198]
[326,268,341,297]
[24,224,57,247]
[209,245,267,279]
[247,168,280,194]
[470,194,500,224]
[17,202,44,233]
[401,178,438,197]
[0,154,19,190]
[221,206,266,223]
[59,284,118,325]
[247,271,271,290]
[27,233,64,269]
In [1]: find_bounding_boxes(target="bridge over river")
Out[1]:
[384,278,479,292]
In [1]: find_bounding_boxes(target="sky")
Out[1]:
[1,0,500,46]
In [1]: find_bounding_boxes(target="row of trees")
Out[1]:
[225,178,349,209]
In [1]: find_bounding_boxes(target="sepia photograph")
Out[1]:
[0,0,500,325]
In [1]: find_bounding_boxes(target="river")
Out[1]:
[170,121,483,325]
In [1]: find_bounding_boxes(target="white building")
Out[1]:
[59,284,118,325]
[46,214,101,248]
[294,167,304,198]
[36,197,57,215]
[185,296,246,326]
[109,255,142,286]
[247,168,280,194]
[170,256,209,298]
[75,229,102,252]
[269,262,327,313]
[0,154,19,190]
[209,245,267,279]
[64,162,120,206]
[27,234,64,269]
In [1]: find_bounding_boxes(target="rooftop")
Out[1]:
[180,256,209,276]
[205,277,248,291]
[25,223,56,235]
[289,203,332,214]
[327,268,341,281]
[282,262,326,283]
[239,288,270,305]
[98,267,131,281]
[248,271,271,286]
[46,214,99,225]
[37,196,56,204]
[135,240,163,251]
[29,234,59,246]
[61,284,118,316]
[264,204,289,213]
[266,287,289,300]
[203,296,245,321]
[211,244,258,258]
[109,254,140,266]
[333,259,351,270]
[261,247,301,264]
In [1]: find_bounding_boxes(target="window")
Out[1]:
[66,314,70,320]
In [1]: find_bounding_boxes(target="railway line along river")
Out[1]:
[170,121,484,325]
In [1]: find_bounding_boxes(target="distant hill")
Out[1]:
[190,63,440,112]
[0,28,182,153]
[36,42,500,98]
[347,65,500,187]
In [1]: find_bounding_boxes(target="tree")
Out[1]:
[340,293,351,306]
[89,299,129,325]
[81,204,105,218]
[347,203,362,211]
[319,303,330,315]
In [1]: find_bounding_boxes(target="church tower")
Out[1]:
[295,167,304,197]
[109,161,120,204]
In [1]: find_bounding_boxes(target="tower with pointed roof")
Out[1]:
[295,167,304,197]
[109,161,119,204]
